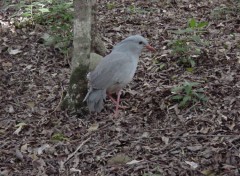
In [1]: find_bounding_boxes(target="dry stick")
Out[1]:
[64,137,91,164]
[51,83,64,114]
[169,134,240,138]
[160,132,185,152]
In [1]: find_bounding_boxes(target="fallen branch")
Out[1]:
[51,83,64,114]
[160,132,185,151]
[169,134,240,138]
[63,137,91,165]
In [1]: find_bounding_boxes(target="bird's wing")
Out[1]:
[89,52,134,89]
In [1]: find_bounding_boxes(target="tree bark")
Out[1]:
[71,0,91,69]
[62,0,106,113]
[62,0,92,111]
[91,0,107,56]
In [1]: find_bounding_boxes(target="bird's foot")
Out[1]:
[118,105,127,109]
[108,94,127,109]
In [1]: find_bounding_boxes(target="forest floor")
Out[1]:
[0,0,240,175]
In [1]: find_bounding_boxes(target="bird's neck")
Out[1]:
[113,43,141,57]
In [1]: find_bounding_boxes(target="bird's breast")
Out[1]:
[107,59,138,94]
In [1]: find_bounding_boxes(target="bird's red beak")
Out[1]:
[145,45,156,52]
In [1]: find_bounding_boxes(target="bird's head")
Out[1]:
[113,35,155,55]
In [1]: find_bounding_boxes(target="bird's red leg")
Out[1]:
[107,92,127,109]
[114,91,122,116]
[108,94,118,104]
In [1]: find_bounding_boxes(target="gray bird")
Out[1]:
[83,35,155,115]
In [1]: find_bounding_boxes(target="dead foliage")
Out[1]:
[0,0,240,175]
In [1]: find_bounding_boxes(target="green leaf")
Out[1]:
[184,85,192,95]
[195,93,208,101]
[172,95,183,100]
[16,122,27,127]
[108,154,131,165]
[14,122,27,135]
[196,88,204,92]
[201,97,208,102]
[192,98,198,102]
[202,41,209,46]
[107,3,115,10]
[179,95,191,107]
[195,48,201,54]
[197,21,208,28]
[159,63,165,70]
[189,59,196,67]
[21,13,32,17]
[169,28,194,34]
[38,8,50,13]
[189,18,197,28]
[184,82,199,87]
[174,46,189,53]
[51,133,68,141]
[191,35,206,47]
[191,35,202,44]
[186,67,194,72]
[181,57,188,63]
[171,86,183,93]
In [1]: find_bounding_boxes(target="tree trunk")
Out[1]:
[91,0,106,56]
[62,0,92,111]
[62,0,106,113]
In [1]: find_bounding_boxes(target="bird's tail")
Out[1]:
[83,88,106,112]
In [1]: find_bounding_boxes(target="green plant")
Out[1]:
[127,5,151,14]
[51,133,69,141]
[128,5,137,13]
[211,3,240,19]
[12,0,73,55]
[171,81,207,108]
[37,1,74,54]
[168,18,209,69]
[107,2,115,10]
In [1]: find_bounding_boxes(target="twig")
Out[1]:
[63,137,91,164]
[169,134,240,138]
[160,132,185,151]
[160,137,179,151]
[51,83,64,114]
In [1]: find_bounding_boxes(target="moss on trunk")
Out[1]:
[61,0,105,114]
[62,66,89,111]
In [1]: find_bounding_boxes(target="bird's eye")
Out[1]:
[139,41,143,45]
